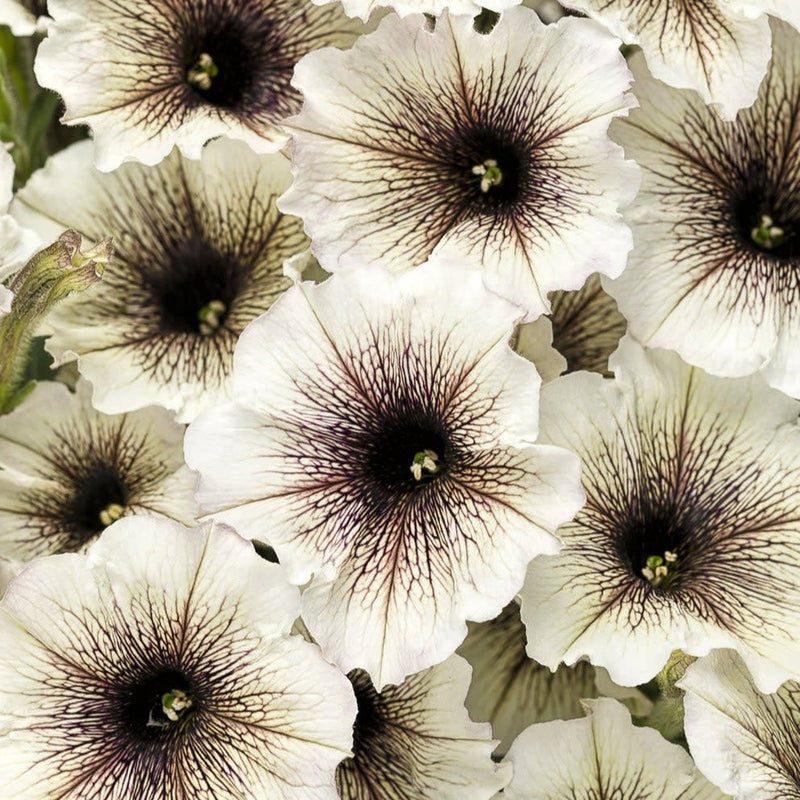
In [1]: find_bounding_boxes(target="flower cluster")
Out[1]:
[0,0,798,798]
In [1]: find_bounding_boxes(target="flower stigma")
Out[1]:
[186,53,219,91]
[198,300,226,335]
[98,502,125,528]
[410,449,440,481]
[147,689,194,728]
[471,159,503,193]
[641,550,678,588]
[751,214,786,250]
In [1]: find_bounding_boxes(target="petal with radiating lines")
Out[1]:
[608,22,800,396]
[0,518,357,800]
[186,258,584,688]
[281,8,636,319]
[521,336,800,690]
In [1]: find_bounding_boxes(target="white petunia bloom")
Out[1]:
[502,698,726,800]
[35,0,364,170]
[186,259,584,688]
[0,517,357,800]
[608,22,800,396]
[0,380,196,561]
[457,601,650,756]
[558,0,773,119]
[521,337,800,691]
[338,655,509,800]
[681,650,800,800]
[12,139,307,422]
[280,8,636,319]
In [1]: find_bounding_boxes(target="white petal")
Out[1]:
[36,0,364,170]
[503,698,696,800]
[681,650,800,800]
[338,655,509,800]
[0,380,197,560]
[561,0,771,118]
[608,25,800,395]
[0,518,356,799]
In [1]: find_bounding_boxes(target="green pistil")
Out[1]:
[641,550,678,588]
[471,159,503,193]
[198,300,226,336]
[410,449,440,481]
[161,689,193,722]
[186,53,218,91]
[751,214,786,250]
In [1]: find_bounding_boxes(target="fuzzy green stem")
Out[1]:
[0,230,110,413]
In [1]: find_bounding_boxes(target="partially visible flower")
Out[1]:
[338,655,509,800]
[13,138,307,421]
[514,273,627,379]
[280,8,636,319]
[559,0,773,119]
[521,337,800,691]
[607,22,800,396]
[186,259,584,688]
[502,698,726,800]
[0,380,196,561]
[35,0,364,170]
[457,601,650,756]
[314,0,520,20]
[0,0,47,35]
[0,145,40,315]
[0,517,357,799]
[681,650,800,800]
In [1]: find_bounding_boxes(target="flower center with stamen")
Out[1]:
[151,236,240,336]
[122,668,197,740]
[66,464,129,543]
[451,127,524,210]
[620,512,686,591]
[198,300,227,335]
[472,159,503,193]
[98,502,125,528]
[751,214,786,250]
[368,415,450,491]
[410,449,440,481]
[156,689,194,725]
[185,52,219,91]
[641,550,678,589]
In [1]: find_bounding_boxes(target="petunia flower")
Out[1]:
[280,7,637,318]
[337,655,509,800]
[12,138,307,421]
[558,0,775,119]
[457,601,650,756]
[607,22,800,396]
[502,698,727,800]
[520,336,800,691]
[681,649,800,800]
[0,517,357,799]
[35,0,364,170]
[0,379,196,561]
[185,258,584,688]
